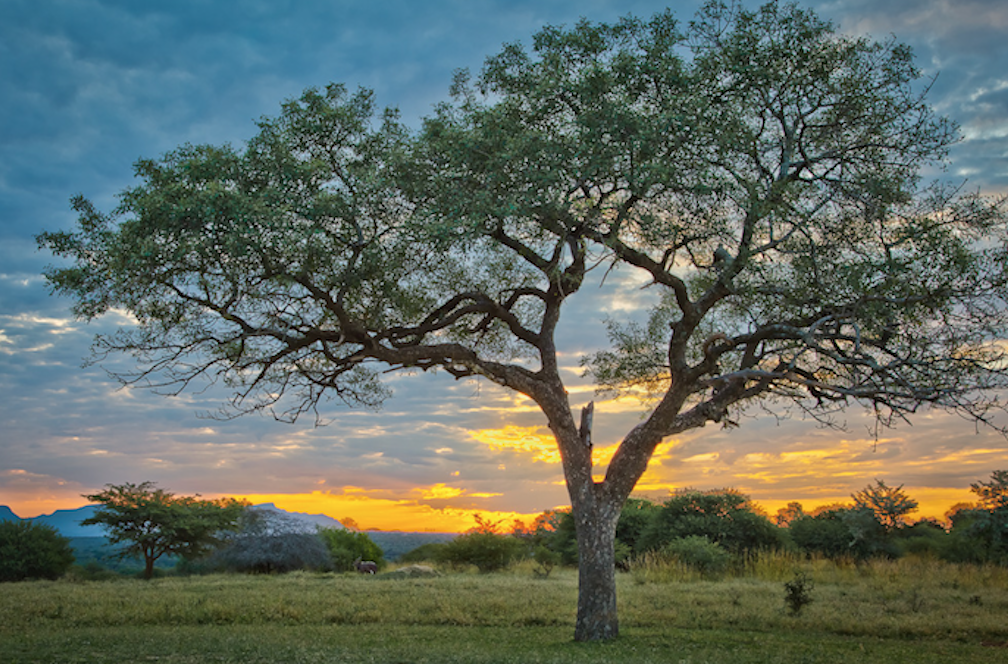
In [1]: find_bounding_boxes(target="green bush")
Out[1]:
[640,490,784,554]
[439,532,526,572]
[893,520,949,559]
[532,545,561,578]
[616,498,662,555]
[0,520,76,582]
[946,506,1008,565]
[790,511,854,559]
[789,506,899,561]
[783,571,814,615]
[318,527,385,571]
[662,535,731,577]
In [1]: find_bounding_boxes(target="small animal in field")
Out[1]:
[353,558,378,574]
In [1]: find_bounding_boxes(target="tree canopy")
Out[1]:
[40,0,1008,640]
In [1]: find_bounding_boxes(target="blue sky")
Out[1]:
[2,0,1007,527]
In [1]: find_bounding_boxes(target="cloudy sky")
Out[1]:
[2,0,1007,530]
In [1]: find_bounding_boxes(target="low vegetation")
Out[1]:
[2,557,1006,663]
[0,520,74,582]
[3,471,1007,659]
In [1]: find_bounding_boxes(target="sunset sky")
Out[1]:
[2,0,1007,531]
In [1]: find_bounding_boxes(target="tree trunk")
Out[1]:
[573,496,621,641]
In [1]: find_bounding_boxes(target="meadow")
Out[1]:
[2,555,1006,663]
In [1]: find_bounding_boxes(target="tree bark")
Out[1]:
[573,495,621,641]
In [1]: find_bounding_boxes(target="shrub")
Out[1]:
[783,571,814,615]
[318,527,385,572]
[789,506,897,561]
[199,509,332,574]
[541,509,580,566]
[0,520,75,582]
[893,520,949,559]
[439,532,526,572]
[615,498,662,555]
[640,489,784,554]
[209,533,332,574]
[663,535,731,577]
[532,545,561,578]
[946,506,1008,565]
[790,511,853,559]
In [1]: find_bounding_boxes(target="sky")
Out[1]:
[2,0,1007,531]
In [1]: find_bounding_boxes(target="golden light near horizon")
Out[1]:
[229,488,545,532]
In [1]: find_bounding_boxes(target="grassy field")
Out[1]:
[2,556,1007,663]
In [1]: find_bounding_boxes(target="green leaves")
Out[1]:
[82,482,247,579]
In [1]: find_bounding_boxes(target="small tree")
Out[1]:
[82,482,247,579]
[0,521,75,582]
[852,479,919,532]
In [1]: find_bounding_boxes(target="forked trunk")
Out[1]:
[573,498,620,641]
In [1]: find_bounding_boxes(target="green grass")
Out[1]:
[2,557,1007,663]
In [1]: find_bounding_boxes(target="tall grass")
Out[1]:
[625,550,1008,640]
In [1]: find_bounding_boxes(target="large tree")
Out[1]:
[82,482,247,579]
[39,1,1007,640]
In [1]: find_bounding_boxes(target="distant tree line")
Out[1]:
[401,470,1008,574]
[2,471,1006,582]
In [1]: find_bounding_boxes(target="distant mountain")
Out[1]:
[0,505,20,522]
[32,505,106,537]
[0,503,344,537]
[248,503,345,531]
[0,504,105,536]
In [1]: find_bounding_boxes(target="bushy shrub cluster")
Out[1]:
[0,520,75,582]
[538,490,784,570]
[318,526,385,572]
[399,517,528,573]
[785,473,1008,565]
[439,531,526,572]
[398,471,1008,574]
[662,535,731,577]
[195,509,333,574]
